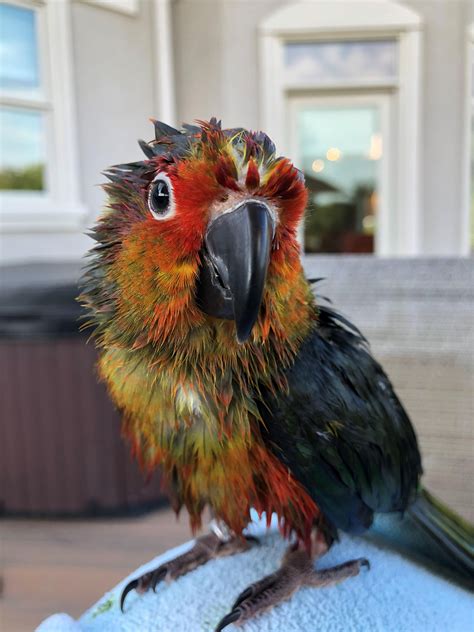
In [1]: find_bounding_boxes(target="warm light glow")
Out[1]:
[312,159,325,173]
[326,147,342,161]
[369,191,379,213]
[362,214,376,232]
[368,133,383,160]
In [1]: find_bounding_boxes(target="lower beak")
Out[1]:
[196,200,273,343]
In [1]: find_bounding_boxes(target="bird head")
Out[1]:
[82,118,310,350]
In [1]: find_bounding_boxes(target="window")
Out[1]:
[284,38,395,254]
[286,39,397,255]
[0,3,47,192]
[260,1,422,256]
[284,40,397,86]
[290,95,389,253]
[0,0,85,231]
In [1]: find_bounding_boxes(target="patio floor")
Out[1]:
[0,508,194,632]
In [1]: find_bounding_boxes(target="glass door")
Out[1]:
[289,94,392,254]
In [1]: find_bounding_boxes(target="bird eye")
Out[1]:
[148,173,174,220]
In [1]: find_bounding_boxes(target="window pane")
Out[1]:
[284,40,397,85]
[0,108,45,191]
[0,3,40,91]
[297,105,382,253]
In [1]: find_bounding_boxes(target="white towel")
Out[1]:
[36,516,474,632]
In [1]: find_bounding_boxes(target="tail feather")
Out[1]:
[408,488,474,579]
[368,488,474,589]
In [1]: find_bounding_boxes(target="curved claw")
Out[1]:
[230,571,278,610]
[231,586,253,610]
[120,578,139,613]
[360,558,370,571]
[120,566,168,613]
[151,566,167,591]
[215,608,241,632]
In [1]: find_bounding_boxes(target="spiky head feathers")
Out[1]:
[101,118,306,253]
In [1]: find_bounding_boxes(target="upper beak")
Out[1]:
[196,200,274,343]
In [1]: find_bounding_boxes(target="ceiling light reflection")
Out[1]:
[326,147,342,161]
[312,159,325,173]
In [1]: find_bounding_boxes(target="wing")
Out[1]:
[259,304,422,534]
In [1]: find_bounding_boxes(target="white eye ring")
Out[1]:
[147,172,175,220]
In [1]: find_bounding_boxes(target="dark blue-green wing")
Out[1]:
[259,305,422,534]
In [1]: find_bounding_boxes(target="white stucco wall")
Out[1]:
[173,0,285,128]
[403,0,472,255]
[72,0,156,222]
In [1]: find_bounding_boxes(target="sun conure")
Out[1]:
[80,118,473,630]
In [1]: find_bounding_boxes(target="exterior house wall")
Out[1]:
[0,0,472,262]
[172,0,227,124]
[172,0,472,256]
[403,0,472,255]
[173,0,285,129]
[71,0,156,223]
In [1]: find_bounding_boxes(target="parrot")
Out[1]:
[80,118,474,630]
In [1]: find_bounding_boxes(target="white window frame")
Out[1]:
[259,0,423,256]
[288,92,392,254]
[81,0,139,16]
[0,0,86,232]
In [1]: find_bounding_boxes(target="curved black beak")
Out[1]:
[196,200,273,343]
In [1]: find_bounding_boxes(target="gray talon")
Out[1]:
[120,578,139,613]
[215,608,241,632]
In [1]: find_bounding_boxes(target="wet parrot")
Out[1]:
[80,119,473,629]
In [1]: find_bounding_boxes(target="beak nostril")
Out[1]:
[202,246,228,292]
[211,260,227,291]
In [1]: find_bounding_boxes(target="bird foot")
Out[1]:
[215,549,370,631]
[120,531,257,612]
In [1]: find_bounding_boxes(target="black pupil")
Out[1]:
[151,180,170,213]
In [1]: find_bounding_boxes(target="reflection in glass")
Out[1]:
[297,106,382,253]
[284,40,397,85]
[0,108,45,191]
[0,3,40,91]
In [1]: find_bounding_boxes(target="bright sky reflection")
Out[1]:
[0,3,39,91]
[285,40,397,84]
[0,108,44,169]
